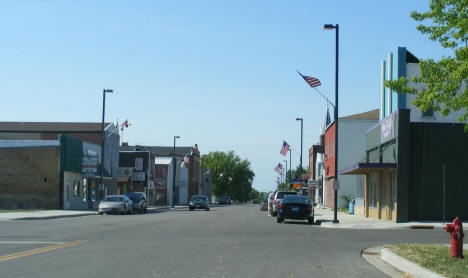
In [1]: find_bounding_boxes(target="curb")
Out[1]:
[15,212,97,220]
[362,246,445,278]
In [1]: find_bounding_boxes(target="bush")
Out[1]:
[341,195,352,209]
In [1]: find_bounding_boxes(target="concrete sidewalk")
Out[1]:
[315,207,446,229]
[0,206,171,220]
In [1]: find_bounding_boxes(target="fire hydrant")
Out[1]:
[444,217,464,259]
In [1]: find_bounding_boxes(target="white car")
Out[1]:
[271,191,297,217]
[267,192,276,215]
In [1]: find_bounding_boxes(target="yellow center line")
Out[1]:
[0,240,87,263]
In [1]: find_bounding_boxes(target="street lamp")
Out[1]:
[100,89,113,201]
[296,118,303,179]
[172,136,180,208]
[324,23,339,224]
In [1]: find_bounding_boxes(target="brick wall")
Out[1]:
[0,147,60,209]
[323,179,335,209]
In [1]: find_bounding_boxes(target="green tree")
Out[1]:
[385,0,467,127]
[201,151,255,202]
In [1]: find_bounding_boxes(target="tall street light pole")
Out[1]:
[289,149,292,189]
[100,89,113,200]
[296,118,303,179]
[324,23,339,224]
[172,136,180,208]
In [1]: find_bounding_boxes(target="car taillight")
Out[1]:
[279,203,283,209]
[273,200,276,205]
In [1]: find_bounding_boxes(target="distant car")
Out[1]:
[276,195,316,224]
[260,198,268,211]
[189,195,210,211]
[271,191,297,217]
[124,192,148,213]
[98,195,133,215]
[218,196,232,205]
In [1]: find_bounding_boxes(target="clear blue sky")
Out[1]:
[0,1,451,193]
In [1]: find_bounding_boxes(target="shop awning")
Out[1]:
[338,163,397,175]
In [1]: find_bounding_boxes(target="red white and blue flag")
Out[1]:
[183,154,190,164]
[121,119,129,127]
[274,163,283,173]
[280,141,290,156]
[298,71,321,88]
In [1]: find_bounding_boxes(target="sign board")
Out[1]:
[302,174,311,180]
[333,179,340,190]
[381,113,395,143]
[135,158,143,171]
[82,156,98,173]
[116,167,133,177]
[132,171,145,181]
[308,180,320,187]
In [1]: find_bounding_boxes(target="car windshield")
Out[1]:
[103,197,123,202]
[282,196,309,204]
[125,193,141,200]
[276,192,297,199]
[192,197,207,202]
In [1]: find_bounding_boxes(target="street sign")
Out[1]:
[333,179,340,190]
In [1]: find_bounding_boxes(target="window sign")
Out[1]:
[135,158,143,171]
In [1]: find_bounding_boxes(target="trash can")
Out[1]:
[349,199,355,214]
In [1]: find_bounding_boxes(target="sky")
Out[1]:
[0,0,452,193]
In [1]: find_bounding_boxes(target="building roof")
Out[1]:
[0,140,60,149]
[0,122,111,132]
[340,109,379,120]
[120,145,198,157]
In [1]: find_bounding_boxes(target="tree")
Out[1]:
[201,151,255,202]
[385,0,467,128]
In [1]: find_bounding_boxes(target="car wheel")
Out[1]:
[98,212,103,215]
[205,208,210,211]
[272,211,277,217]
[307,217,314,225]
[276,216,284,223]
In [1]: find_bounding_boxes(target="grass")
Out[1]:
[0,209,40,213]
[391,244,468,278]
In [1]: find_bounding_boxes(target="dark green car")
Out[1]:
[189,195,210,211]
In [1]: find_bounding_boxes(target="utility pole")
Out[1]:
[172,136,180,208]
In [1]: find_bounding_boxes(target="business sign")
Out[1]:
[132,171,145,181]
[135,158,143,171]
[308,180,320,188]
[302,174,311,180]
[116,167,133,177]
[381,113,395,143]
[82,156,98,173]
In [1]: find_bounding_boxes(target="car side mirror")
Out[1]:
[313,203,317,207]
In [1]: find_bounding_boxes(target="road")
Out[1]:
[0,205,447,278]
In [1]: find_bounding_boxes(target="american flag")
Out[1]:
[280,141,290,156]
[183,154,190,164]
[274,163,283,173]
[298,71,321,88]
[121,119,129,127]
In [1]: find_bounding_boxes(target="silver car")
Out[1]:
[98,195,133,215]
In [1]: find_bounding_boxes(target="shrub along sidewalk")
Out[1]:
[391,244,468,278]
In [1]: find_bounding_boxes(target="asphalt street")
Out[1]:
[0,205,447,278]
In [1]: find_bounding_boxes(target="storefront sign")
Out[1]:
[116,167,133,177]
[135,158,143,171]
[308,180,320,187]
[381,113,395,143]
[82,156,98,173]
[132,171,145,181]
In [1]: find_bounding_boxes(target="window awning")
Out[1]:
[338,163,397,175]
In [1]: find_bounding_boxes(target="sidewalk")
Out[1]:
[0,206,171,221]
[362,245,468,278]
[315,207,445,229]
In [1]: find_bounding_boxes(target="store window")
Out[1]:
[73,181,80,197]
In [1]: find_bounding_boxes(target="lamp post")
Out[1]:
[100,89,113,201]
[324,23,339,224]
[296,118,303,179]
[289,150,292,189]
[172,136,180,208]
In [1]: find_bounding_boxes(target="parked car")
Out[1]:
[124,192,148,213]
[276,195,316,224]
[271,191,297,216]
[218,196,232,205]
[98,195,133,215]
[189,195,210,211]
[260,198,268,211]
